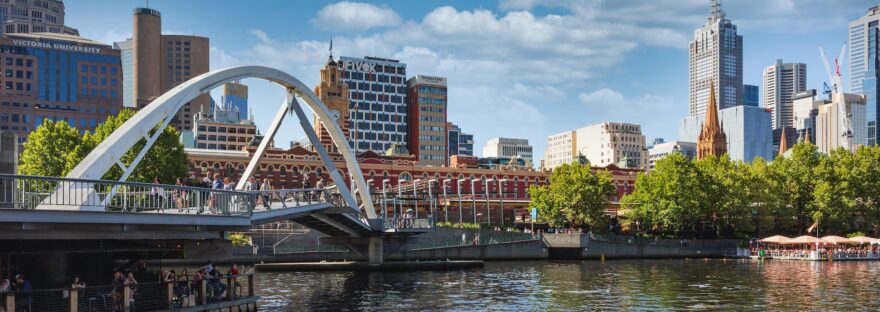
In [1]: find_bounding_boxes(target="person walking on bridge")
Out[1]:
[261,178,273,209]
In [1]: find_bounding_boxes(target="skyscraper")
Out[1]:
[850,5,880,145]
[744,84,759,107]
[688,0,742,116]
[112,40,134,108]
[337,56,408,153]
[222,81,248,120]
[129,8,210,131]
[762,60,807,130]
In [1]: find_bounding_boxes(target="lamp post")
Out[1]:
[499,178,508,227]
[485,178,494,226]
[456,179,464,224]
[470,178,477,224]
[366,179,373,215]
[413,179,422,219]
[442,179,452,223]
[381,179,390,219]
[428,179,436,224]
[397,178,403,221]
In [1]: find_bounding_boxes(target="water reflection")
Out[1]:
[255,260,880,311]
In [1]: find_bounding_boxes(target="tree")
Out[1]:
[19,119,81,177]
[769,143,821,234]
[812,147,857,233]
[850,146,880,235]
[65,109,188,183]
[622,152,703,235]
[528,162,615,229]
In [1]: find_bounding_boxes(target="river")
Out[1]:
[254,259,880,311]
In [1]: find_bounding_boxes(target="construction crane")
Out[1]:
[819,43,852,149]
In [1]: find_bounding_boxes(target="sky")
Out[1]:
[65,0,876,162]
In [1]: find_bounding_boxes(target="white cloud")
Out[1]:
[311,1,401,32]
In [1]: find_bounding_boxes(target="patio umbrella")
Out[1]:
[847,236,880,244]
[780,235,821,244]
[820,235,855,244]
[759,235,791,244]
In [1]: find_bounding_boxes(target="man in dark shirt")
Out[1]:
[14,274,32,311]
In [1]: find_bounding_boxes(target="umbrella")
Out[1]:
[847,236,880,244]
[820,235,855,244]
[759,235,791,244]
[780,235,821,244]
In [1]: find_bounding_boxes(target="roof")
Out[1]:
[6,32,110,47]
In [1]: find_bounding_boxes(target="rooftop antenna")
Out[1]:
[329,36,334,59]
[709,0,725,22]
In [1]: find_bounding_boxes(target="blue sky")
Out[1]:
[66,0,875,161]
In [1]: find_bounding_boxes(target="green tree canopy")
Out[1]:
[21,109,187,184]
[528,162,615,229]
[19,119,81,177]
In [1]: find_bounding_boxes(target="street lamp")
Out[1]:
[499,178,508,227]
[485,178,494,226]
[470,178,477,224]
[381,179,390,219]
[442,179,452,223]
[456,179,465,224]
[428,179,436,225]
[413,179,422,219]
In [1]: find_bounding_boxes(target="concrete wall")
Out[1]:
[543,234,738,259]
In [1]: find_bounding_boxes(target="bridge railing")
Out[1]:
[249,188,339,209]
[0,173,255,216]
[382,217,434,231]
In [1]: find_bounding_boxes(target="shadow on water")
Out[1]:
[255,260,880,311]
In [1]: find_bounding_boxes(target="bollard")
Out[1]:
[227,276,234,301]
[5,292,14,312]
[123,285,132,311]
[200,280,208,305]
[69,287,78,312]
[166,282,174,308]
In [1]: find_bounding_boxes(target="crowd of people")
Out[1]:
[147,171,334,213]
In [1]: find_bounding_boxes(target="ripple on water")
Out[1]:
[254,260,880,311]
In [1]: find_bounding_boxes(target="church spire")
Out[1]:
[697,81,727,159]
[778,127,790,155]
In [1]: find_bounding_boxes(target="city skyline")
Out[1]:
[63,0,871,162]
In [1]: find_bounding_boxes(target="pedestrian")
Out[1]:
[152,177,167,211]
[461,232,466,245]
[14,274,32,311]
[315,178,325,202]
[261,178,273,209]
[0,279,10,293]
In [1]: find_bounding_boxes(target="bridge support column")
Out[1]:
[368,236,384,265]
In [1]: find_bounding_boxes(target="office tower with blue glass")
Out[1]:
[850,5,880,146]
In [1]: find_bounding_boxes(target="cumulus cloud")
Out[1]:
[311,1,401,32]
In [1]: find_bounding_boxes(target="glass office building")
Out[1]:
[337,56,408,153]
[850,6,880,146]
[0,32,122,144]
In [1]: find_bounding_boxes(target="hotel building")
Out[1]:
[407,75,448,166]
[0,32,122,145]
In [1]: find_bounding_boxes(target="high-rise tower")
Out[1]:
[763,59,807,130]
[850,5,880,146]
[688,0,743,116]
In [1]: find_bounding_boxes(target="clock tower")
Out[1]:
[314,52,350,154]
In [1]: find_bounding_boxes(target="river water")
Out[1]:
[254,260,880,311]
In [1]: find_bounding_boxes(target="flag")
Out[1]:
[807,221,818,233]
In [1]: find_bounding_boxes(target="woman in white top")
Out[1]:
[260,179,272,209]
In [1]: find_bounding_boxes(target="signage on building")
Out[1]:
[340,59,376,73]
[11,39,101,54]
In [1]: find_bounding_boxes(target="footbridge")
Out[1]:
[0,66,432,265]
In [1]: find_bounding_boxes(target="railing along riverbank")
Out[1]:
[1,273,257,312]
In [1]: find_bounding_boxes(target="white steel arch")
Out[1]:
[55,66,376,218]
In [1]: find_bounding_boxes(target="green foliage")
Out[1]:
[847,232,867,238]
[228,232,252,246]
[436,221,481,229]
[20,109,187,183]
[19,120,82,177]
[528,162,615,229]
[622,143,880,238]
